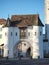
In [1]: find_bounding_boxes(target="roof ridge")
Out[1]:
[11,14,39,16]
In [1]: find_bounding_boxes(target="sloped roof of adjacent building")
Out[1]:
[0,19,6,24]
[0,14,44,27]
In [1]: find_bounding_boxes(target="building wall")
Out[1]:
[2,27,20,58]
[45,0,49,39]
[0,25,3,45]
[43,41,49,54]
[27,26,43,59]
[45,0,49,24]
[0,25,43,59]
[45,0,49,53]
[2,27,9,57]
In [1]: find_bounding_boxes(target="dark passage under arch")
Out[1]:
[26,47,31,57]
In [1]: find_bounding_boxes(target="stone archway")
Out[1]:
[13,40,33,58]
[26,47,31,57]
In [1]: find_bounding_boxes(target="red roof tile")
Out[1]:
[0,19,6,24]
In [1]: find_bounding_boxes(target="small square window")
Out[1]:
[40,32,42,35]
[38,56,40,59]
[35,32,36,35]
[8,50,9,54]
[24,43,26,46]
[48,8,49,10]
[11,32,12,36]
[16,32,17,36]
[5,32,7,36]
[0,28,2,31]
[0,34,2,39]
[28,32,30,36]
[0,48,1,55]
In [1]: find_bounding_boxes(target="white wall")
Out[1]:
[1,25,43,59]
[0,25,3,45]
[2,27,9,57]
[12,27,20,58]
[27,26,43,59]
[13,27,20,47]
[2,27,20,58]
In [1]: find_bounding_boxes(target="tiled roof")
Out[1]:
[0,14,44,27]
[0,19,6,24]
[11,14,44,27]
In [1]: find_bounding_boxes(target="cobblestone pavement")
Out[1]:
[0,58,49,65]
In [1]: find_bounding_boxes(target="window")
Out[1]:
[0,34,2,39]
[8,50,9,54]
[24,43,26,46]
[5,32,7,36]
[38,56,40,59]
[28,32,30,36]
[0,48,1,55]
[16,32,17,36]
[11,32,12,36]
[0,28,2,31]
[40,32,42,35]
[35,32,36,36]
[48,8,49,10]
[2,49,4,56]
[20,29,26,39]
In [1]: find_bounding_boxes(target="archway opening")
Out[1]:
[13,40,33,58]
[26,47,31,57]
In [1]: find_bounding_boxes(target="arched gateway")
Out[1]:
[13,40,33,58]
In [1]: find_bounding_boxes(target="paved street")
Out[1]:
[0,58,49,65]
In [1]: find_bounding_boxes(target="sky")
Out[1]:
[0,0,45,33]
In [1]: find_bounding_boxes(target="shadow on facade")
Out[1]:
[43,24,49,58]
[0,44,4,58]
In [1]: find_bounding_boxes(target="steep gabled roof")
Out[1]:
[0,14,44,27]
[11,14,44,27]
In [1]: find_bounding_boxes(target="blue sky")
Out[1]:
[0,0,45,33]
